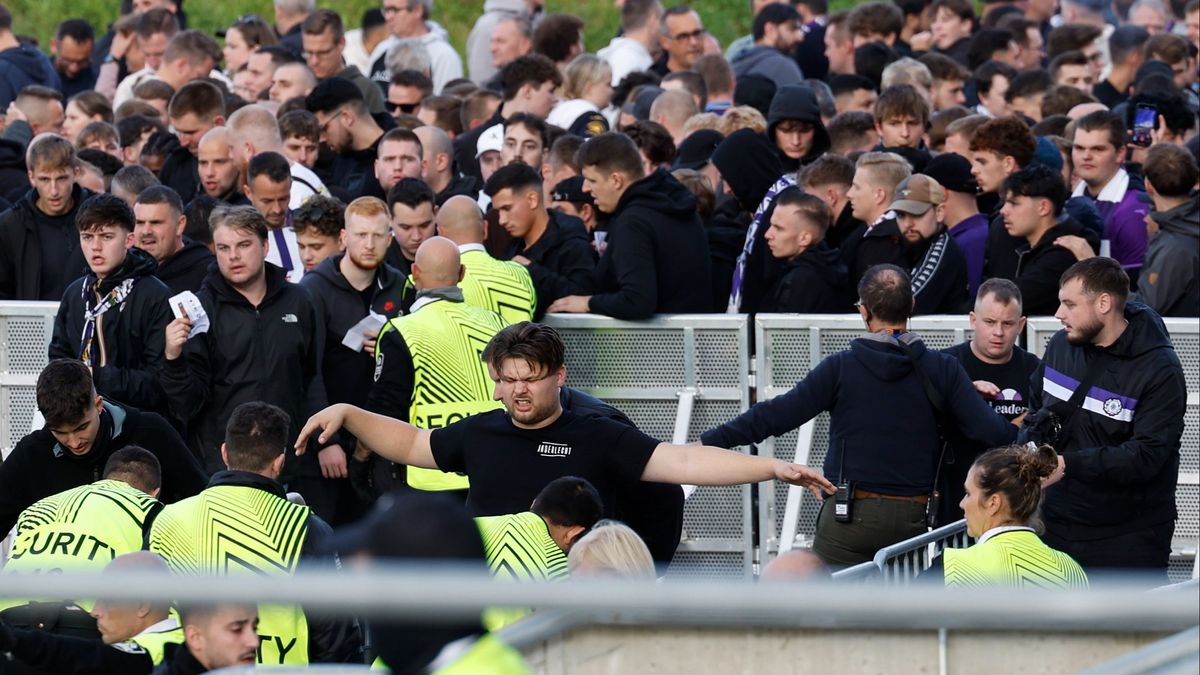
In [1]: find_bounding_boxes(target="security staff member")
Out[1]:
[701,265,1019,566]
[477,476,604,629]
[364,237,508,494]
[436,195,538,325]
[930,445,1087,588]
[0,552,184,675]
[0,446,164,654]
[148,402,362,666]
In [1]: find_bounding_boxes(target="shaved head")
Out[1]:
[435,195,485,244]
[226,104,283,169]
[412,236,464,289]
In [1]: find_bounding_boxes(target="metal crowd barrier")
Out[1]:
[542,313,754,579]
[830,520,971,585]
[2,303,1196,581]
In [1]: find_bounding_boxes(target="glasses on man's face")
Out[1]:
[382,4,410,16]
[388,101,420,114]
[672,29,705,42]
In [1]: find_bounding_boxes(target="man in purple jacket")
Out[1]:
[1070,110,1150,283]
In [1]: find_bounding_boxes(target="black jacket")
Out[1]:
[150,645,204,675]
[705,196,748,311]
[589,169,713,318]
[848,216,907,288]
[2,626,173,675]
[300,254,407,421]
[1023,304,1185,545]
[435,173,480,206]
[157,146,199,204]
[761,241,852,313]
[505,210,595,319]
[703,332,1016,494]
[0,185,93,300]
[0,400,207,535]
[0,137,29,202]
[710,129,787,313]
[907,229,969,315]
[1014,220,1100,317]
[155,238,215,295]
[161,264,326,474]
[49,247,174,414]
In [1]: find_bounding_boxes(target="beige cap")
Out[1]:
[888,174,947,215]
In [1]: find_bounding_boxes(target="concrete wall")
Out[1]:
[523,626,1166,674]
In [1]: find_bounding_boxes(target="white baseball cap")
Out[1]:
[476,123,504,159]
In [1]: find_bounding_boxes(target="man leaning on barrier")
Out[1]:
[701,264,1019,567]
[298,321,836,526]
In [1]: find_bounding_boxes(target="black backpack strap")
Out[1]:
[1047,352,1112,438]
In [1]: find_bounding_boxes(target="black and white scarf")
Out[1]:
[79,277,136,366]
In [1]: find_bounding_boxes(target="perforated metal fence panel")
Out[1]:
[0,303,57,460]
[543,314,753,579]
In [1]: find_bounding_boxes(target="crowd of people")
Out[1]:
[0,0,1195,671]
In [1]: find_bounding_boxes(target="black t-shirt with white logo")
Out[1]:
[430,409,661,517]
[942,342,1040,421]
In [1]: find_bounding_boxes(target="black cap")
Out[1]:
[550,175,594,204]
[305,77,365,115]
[567,110,610,139]
[922,152,978,195]
[1134,60,1175,88]
[672,129,725,170]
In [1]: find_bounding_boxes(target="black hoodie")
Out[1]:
[906,229,969,315]
[434,173,480,206]
[0,185,94,300]
[1013,219,1101,317]
[505,209,596,319]
[300,254,407,416]
[161,264,326,474]
[0,400,207,536]
[1024,303,1185,551]
[49,247,174,415]
[710,129,788,313]
[766,84,831,174]
[155,237,216,294]
[589,169,713,319]
[761,241,852,313]
[0,43,60,108]
[0,137,29,201]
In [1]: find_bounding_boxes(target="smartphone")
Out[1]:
[1131,104,1157,147]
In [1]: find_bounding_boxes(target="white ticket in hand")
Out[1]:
[168,291,210,338]
[342,312,387,352]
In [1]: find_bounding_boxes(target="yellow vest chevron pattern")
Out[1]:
[148,485,311,665]
[2,479,159,612]
[477,511,568,630]
[460,249,537,325]
[477,512,568,583]
[379,297,505,491]
[943,530,1088,589]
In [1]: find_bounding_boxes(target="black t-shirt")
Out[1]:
[942,341,1040,421]
[430,409,660,517]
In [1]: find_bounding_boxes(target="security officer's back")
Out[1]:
[436,195,537,324]
[148,402,361,666]
[366,237,508,494]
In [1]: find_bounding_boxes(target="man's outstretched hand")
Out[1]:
[774,460,836,499]
[296,404,350,455]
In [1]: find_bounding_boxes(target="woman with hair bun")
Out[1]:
[937,444,1088,588]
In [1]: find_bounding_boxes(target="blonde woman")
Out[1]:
[567,520,656,579]
[548,54,616,132]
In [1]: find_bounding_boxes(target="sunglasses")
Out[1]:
[388,101,420,114]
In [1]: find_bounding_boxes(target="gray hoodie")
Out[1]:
[730,45,803,88]
[1137,191,1199,317]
